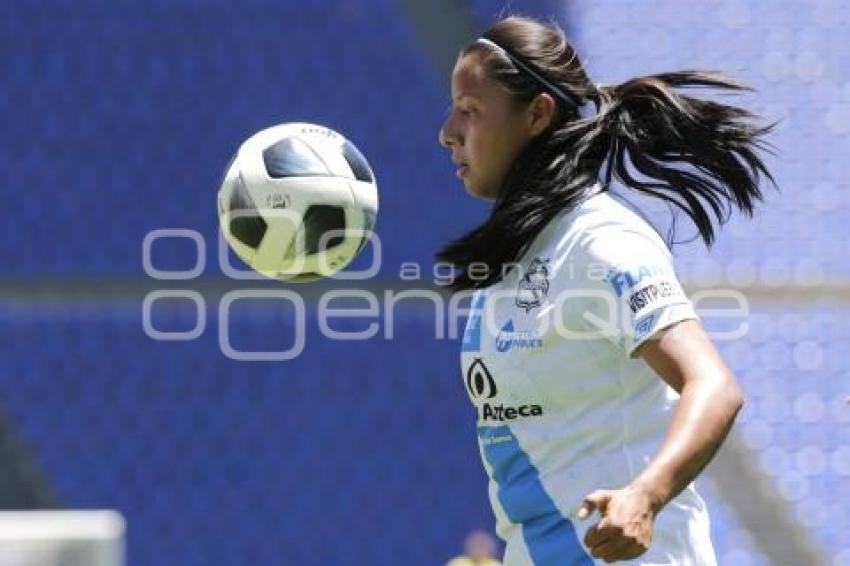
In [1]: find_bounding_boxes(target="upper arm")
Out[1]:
[635,318,740,396]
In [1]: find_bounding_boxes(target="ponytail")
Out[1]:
[582,71,778,246]
[437,17,779,292]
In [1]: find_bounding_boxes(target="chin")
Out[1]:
[464,178,497,201]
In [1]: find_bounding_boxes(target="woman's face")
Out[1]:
[439,51,538,200]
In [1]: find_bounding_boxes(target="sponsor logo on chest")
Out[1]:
[495,320,544,353]
[466,358,544,422]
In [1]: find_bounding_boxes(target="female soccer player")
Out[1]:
[438,16,776,565]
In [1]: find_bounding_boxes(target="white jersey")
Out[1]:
[460,186,717,565]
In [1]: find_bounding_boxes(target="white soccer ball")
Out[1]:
[217,123,378,282]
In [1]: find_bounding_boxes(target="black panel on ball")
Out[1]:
[228,181,267,249]
[263,137,331,178]
[302,205,345,255]
[341,140,374,182]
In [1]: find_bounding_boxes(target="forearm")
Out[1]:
[631,372,744,513]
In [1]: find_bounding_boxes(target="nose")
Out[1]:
[439,113,459,148]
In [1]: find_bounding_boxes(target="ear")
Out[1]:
[527,93,557,136]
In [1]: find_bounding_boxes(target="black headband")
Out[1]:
[474,37,594,115]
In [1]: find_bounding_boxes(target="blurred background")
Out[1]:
[1,0,848,564]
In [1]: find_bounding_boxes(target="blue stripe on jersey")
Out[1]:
[461,291,486,353]
[479,426,594,565]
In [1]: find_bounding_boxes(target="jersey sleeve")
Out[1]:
[560,226,699,358]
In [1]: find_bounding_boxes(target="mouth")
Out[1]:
[452,158,469,178]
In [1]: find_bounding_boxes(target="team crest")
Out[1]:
[515,257,550,312]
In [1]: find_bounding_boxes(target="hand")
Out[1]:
[577,484,657,563]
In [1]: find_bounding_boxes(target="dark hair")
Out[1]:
[437,16,779,291]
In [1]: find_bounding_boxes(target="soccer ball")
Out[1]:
[217,123,378,281]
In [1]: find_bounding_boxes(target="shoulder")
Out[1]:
[545,191,673,279]
[545,193,698,357]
